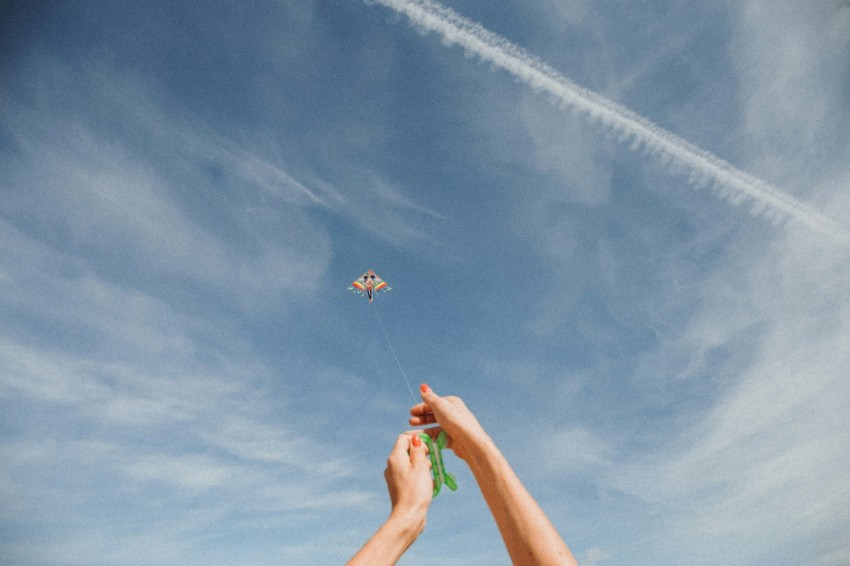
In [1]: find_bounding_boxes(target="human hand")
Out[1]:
[384,432,433,531]
[346,434,434,565]
[409,384,490,462]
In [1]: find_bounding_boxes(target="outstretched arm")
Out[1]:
[347,433,433,566]
[411,385,578,566]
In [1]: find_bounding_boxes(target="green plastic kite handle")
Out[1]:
[418,431,457,497]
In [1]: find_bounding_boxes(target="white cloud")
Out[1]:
[732,0,850,206]
[590,6,850,559]
[325,170,450,248]
[605,211,850,564]
[371,0,850,245]
[520,93,613,206]
[123,451,240,493]
[581,546,611,566]
[0,217,369,562]
[545,426,613,476]
[1,59,332,310]
[542,0,589,25]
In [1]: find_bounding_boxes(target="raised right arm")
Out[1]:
[411,385,578,566]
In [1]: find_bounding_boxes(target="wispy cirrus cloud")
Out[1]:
[367,0,850,246]
[1,62,333,308]
[609,240,850,564]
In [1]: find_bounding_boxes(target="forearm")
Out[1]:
[346,509,426,566]
[466,434,577,566]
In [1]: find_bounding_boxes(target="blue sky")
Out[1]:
[2,1,850,564]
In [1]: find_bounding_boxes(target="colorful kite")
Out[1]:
[349,269,391,303]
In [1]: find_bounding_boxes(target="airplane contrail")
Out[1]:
[368,0,850,247]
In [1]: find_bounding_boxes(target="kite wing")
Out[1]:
[372,276,389,293]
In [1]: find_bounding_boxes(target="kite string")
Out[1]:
[373,304,419,405]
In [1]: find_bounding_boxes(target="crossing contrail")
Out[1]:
[368,0,850,246]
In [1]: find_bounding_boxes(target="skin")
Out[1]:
[349,384,578,565]
[411,385,578,566]
[346,433,433,566]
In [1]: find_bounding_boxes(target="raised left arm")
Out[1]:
[347,433,433,566]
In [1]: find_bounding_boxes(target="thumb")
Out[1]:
[419,383,438,405]
[410,434,428,466]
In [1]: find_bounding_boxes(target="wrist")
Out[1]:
[389,504,428,539]
[464,427,495,456]
[462,430,503,472]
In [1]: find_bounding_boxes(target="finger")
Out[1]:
[420,383,441,409]
[408,411,436,427]
[409,398,436,427]
[409,434,434,471]
[409,401,432,416]
[408,434,422,464]
[388,432,409,464]
[419,383,436,402]
[419,383,445,413]
[404,427,440,445]
[412,426,442,440]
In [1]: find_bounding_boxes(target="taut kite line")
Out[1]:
[348,269,457,495]
[368,0,850,247]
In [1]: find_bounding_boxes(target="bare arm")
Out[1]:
[462,432,577,565]
[412,385,578,566]
[347,434,433,566]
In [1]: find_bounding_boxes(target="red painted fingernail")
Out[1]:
[420,383,430,394]
[412,435,421,447]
